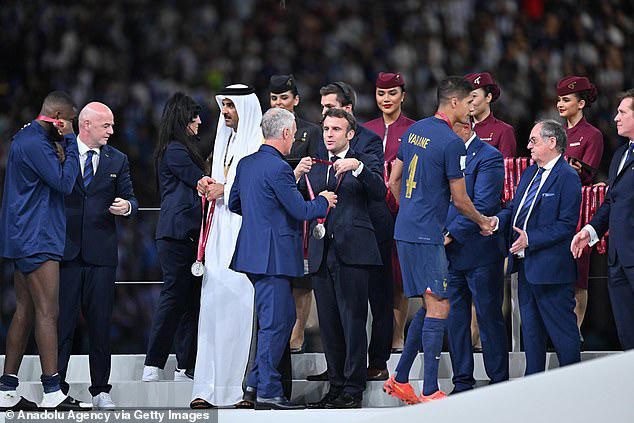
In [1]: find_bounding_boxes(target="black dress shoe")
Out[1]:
[367,368,389,381]
[0,396,39,411]
[325,392,362,409]
[255,396,305,410]
[306,370,329,381]
[307,391,340,409]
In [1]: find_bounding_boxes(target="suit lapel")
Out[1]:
[466,138,483,168]
[613,144,633,185]
[533,157,564,207]
[512,166,537,221]
[88,146,110,192]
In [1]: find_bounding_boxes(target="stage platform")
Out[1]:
[0,351,621,411]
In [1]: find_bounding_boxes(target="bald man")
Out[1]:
[57,102,138,409]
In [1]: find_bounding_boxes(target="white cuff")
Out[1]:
[352,161,364,177]
[123,200,132,216]
[583,224,600,247]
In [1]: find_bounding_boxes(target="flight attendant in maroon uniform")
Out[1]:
[464,72,517,158]
[364,72,415,353]
[556,75,604,339]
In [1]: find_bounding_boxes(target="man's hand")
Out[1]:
[593,181,607,187]
[443,235,453,246]
[294,157,313,180]
[197,176,215,197]
[571,229,591,259]
[109,197,131,215]
[333,158,360,177]
[319,190,337,208]
[55,119,75,136]
[205,183,225,201]
[479,216,497,236]
[510,226,528,254]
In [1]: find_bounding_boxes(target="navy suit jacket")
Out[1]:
[155,142,205,241]
[63,144,138,267]
[445,136,505,271]
[589,142,634,267]
[300,147,386,271]
[0,121,79,258]
[229,144,328,278]
[497,156,581,284]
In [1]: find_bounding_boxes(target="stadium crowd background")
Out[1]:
[1,0,632,353]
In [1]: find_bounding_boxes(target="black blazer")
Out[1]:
[589,142,634,267]
[63,144,138,266]
[155,141,205,241]
[300,147,386,271]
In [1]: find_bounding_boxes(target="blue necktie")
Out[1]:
[626,143,634,164]
[514,167,545,232]
[83,150,95,188]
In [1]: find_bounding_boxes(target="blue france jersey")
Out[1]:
[394,117,466,244]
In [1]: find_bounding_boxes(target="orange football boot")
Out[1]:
[383,375,421,405]
[419,390,447,402]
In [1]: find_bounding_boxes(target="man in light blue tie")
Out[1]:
[493,119,582,374]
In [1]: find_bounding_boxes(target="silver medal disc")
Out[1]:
[313,223,326,240]
[191,261,205,277]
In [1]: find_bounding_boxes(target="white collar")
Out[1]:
[77,137,100,156]
[464,132,477,152]
[540,154,561,171]
[329,147,349,161]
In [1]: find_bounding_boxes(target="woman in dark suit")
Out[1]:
[142,93,206,382]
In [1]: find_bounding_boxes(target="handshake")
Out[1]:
[197,177,225,201]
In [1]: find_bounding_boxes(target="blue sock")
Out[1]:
[40,373,61,394]
[395,307,426,383]
[422,317,446,396]
[0,374,19,391]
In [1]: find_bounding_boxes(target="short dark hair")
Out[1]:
[537,119,567,154]
[618,88,634,110]
[40,90,75,113]
[320,82,356,109]
[322,108,356,132]
[437,76,473,105]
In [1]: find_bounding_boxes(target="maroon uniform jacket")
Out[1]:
[565,117,604,186]
[364,113,416,213]
[473,113,517,158]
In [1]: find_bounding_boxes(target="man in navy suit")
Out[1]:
[229,107,335,409]
[313,82,393,382]
[495,120,581,374]
[572,89,634,350]
[57,102,138,409]
[301,108,386,408]
[445,122,508,392]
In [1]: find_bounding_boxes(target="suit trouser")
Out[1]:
[145,239,201,370]
[313,243,369,398]
[607,256,634,350]
[245,274,295,399]
[58,258,116,396]
[517,261,580,375]
[367,239,393,370]
[447,260,508,392]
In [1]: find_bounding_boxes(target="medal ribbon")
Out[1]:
[36,114,63,126]
[196,196,216,263]
[434,112,453,131]
[304,166,344,224]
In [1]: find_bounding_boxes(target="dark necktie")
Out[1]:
[625,143,634,164]
[327,156,340,191]
[83,150,95,188]
[514,167,545,233]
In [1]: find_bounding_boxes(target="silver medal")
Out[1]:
[191,261,205,277]
[313,223,326,240]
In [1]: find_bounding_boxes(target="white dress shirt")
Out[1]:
[511,154,561,257]
[77,137,100,175]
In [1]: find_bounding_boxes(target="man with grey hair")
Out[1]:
[493,119,582,374]
[228,107,336,409]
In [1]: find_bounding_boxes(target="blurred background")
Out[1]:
[1,0,632,354]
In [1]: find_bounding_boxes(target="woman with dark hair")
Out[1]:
[142,93,206,382]
[556,76,604,341]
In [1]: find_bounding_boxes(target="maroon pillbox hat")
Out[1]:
[464,72,500,102]
[376,72,405,89]
[557,76,597,103]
